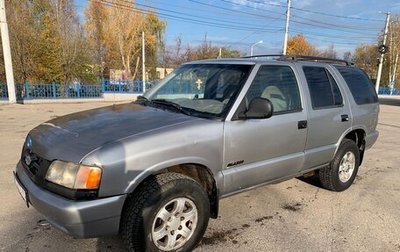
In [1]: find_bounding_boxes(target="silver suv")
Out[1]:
[14,55,379,251]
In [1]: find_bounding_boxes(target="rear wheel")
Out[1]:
[319,139,360,191]
[120,173,210,252]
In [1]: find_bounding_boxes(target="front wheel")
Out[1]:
[120,173,210,252]
[318,139,360,192]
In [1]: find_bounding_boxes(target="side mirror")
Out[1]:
[239,97,273,119]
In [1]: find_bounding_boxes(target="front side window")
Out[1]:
[303,66,343,109]
[244,65,302,114]
[145,64,252,118]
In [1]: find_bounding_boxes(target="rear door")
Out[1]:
[221,64,308,195]
[297,64,352,170]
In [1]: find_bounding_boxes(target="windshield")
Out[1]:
[145,64,252,118]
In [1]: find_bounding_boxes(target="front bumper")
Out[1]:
[15,161,127,238]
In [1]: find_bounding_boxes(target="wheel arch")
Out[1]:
[336,127,366,165]
[123,161,220,219]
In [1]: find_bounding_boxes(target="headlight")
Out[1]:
[46,161,102,189]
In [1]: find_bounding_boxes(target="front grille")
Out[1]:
[21,147,51,186]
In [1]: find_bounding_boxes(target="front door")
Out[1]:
[222,64,308,196]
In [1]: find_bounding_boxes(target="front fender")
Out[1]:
[82,119,224,198]
[123,156,224,194]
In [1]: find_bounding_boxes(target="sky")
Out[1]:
[75,0,400,57]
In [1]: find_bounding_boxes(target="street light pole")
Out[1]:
[0,0,16,103]
[250,40,263,56]
[375,12,390,93]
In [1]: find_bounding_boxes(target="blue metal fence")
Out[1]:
[102,79,157,93]
[0,83,7,99]
[378,87,400,95]
[21,82,103,99]
[0,80,158,100]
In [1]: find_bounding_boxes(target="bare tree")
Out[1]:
[343,51,353,61]
[318,45,337,59]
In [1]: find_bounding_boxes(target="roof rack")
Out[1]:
[241,54,283,59]
[242,54,353,66]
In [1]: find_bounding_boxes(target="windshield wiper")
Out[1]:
[150,99,192,116]
[137,95,148,100]
[136,95,149,102]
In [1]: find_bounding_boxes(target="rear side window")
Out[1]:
[303,66,343,109]
[335,66,378,105]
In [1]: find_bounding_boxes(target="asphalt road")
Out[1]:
[379,97,400,106]
[0,101,399,252]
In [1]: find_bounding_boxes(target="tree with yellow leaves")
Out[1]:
[286,34,318,56]
[85,0,165,80]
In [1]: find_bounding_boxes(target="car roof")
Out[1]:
[184,55,353,67]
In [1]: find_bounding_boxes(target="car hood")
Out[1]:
[28,103,199,163]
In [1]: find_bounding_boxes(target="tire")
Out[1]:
[318,139,360,192]
[120,172,210,252]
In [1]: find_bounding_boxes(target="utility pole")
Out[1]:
[0,0,16,103]
[142,31,146,93]
[375,12,390,93]
[282,0,291,55]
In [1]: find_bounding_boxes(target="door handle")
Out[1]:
[341,114,349,122]
[298,120,307,129]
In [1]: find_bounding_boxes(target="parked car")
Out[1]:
[14,55,379,251]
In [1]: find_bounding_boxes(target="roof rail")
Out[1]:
[284,55,353,66]
[242,54,353,66]
[241,54,283,59]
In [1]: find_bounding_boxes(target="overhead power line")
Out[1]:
[185,0,286,48]
[289,28,378,41]
[147,0,271,21]
[242,0,384,22]
[291,13,382,31]
[290,18,381,36]
[91,0,383,53]
[183,0,381,49]
[291,34,376,46]
[94,0,283,33]
[291,6,384,22]
[133,0,279,29]
[220,0,285,17]
[221,0,382,34]
[189,0,286,21]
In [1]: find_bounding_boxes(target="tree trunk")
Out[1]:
[132,56,140,80]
